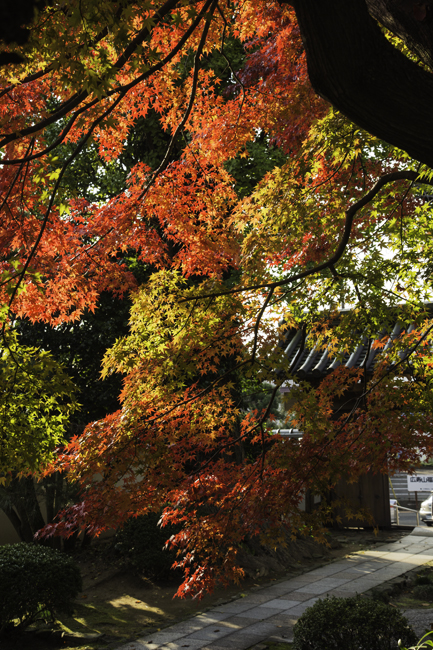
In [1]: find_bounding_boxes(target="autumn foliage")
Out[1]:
[1,0,433,598]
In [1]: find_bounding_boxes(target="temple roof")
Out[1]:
[279,302,433,382]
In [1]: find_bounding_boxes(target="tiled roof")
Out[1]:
[280,303,433,381]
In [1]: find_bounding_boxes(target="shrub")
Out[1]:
[114,512,181,580]
[413,584,433,600]
[293,595,417,650]
[0,543,82,632]
[414,573,433,586]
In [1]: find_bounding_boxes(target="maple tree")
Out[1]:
[0,290,132,543]
[2,0,433,598]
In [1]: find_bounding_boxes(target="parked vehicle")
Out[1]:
[420,495,433,526]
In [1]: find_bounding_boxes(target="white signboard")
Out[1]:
[407,475,433,492]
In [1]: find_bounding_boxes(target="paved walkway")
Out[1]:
[118,528,433,650]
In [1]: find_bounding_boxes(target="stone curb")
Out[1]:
[249,551,433,649]
[114,530,413,649]
[363,562,433,602]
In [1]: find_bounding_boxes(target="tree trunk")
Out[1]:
[0,476,46,542]
[1,504,25,541]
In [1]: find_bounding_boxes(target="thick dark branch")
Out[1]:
[291,0,433,168]
[183,170,424,301]
[138,0,217,198]
[0,0,181,149]
[0,0,213,165]
[0,90,87,148]
[112,0,180,71]
[251,287,275,364]
[4,91,127,314]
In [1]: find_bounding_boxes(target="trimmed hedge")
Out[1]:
[413,584,433,600]
[115,512,181,580]
[414,573,433,586]
[293,595,417,650]
[0,543,82,631]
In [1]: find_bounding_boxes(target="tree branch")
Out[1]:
[0,0,182,150]
[182,170,427,302]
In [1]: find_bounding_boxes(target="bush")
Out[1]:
[414,573,433,586]
[114,512,181,580]
[293,595,417,650]
[0,543,82,631]
[413,584,433,600]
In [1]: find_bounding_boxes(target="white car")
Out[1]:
[420,495,433,526]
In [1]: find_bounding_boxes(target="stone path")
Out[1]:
[118,528,433,650]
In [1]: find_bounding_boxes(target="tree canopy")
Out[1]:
[2,0,433,598]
